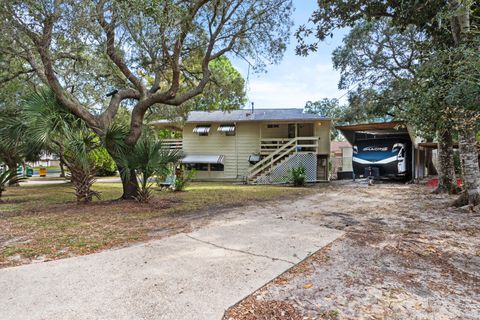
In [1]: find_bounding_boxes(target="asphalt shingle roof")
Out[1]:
[183,108,328,123]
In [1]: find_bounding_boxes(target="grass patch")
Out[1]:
[0,182,316,268]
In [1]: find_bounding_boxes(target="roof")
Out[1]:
[335,121,407,133]
[336,121,413,145]
[152,108,329,126]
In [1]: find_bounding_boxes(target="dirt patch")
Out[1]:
[0,183,316,268]
[224,296,303,320]
[225,181,480,319]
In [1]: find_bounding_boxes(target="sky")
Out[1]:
[230,0,348,109]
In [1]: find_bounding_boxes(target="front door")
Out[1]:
[317,155,328,181]
[288,124,296,139]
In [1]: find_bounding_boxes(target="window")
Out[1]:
[195,163,209,171]
[210,163,224,171]
[184,163,222,171]
[218,124,236,136]
[267,124,279,128]
[184,164,194,170]
[193,125,211,136]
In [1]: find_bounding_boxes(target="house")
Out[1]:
[153,108,332,184]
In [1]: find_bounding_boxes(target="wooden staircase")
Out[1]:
[247,137,319,184]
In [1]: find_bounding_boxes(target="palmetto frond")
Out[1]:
[22,90,84,148]
[22,89,101,203]
[112,128,183,202]
[0,170,26,200]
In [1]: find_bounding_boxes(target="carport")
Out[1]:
[336,121,427,180]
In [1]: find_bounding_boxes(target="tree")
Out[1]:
[0,74,41,179]
[299,0,479,204]
[0,107,41,184]
[296,0,452,56]
[147,56,246,123]
[1,0,293,199]
[23,90,101,203]
[330,18,459,193]
[171,56,247,113]
[89,148,117,177]
[447,0,480,208]
[120,131,182,202]
[304,98,345,140]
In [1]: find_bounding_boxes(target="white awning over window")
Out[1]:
[217,124,236,132]
[181,155,225,164]
[193,125,211,133]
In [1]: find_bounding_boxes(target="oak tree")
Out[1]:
[1,0,293,198]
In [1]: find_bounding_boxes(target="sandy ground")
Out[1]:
[224,181,480,320]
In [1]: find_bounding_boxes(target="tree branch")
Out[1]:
[95,0,147,97]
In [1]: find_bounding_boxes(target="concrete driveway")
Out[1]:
[0,211,343,320]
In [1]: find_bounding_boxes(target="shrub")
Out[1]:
[114,131,182,202]
[89,148,117,176]
[290,166,306,187]
[174,169,196,192]
[0,170,26,201]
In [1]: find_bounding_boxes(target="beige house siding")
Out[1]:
[260,123,288,138]
[182,120,331,181]
[183,122,260,181]
[315,121,331,154]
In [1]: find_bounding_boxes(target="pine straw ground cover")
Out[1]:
[0,182,314,268]
[224,182,480,320]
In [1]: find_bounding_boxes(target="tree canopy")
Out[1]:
[1,0,293,198]
[1,0,292,144]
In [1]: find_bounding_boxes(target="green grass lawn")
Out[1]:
[0,182,316,268]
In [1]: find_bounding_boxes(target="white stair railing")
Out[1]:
[247,137,319,182]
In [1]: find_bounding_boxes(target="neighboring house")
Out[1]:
[153,108,332,184]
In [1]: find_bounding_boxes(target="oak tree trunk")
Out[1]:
[59,160,66,178]
[435,130,459,194]
[104,143,140,200]
[454,128,480,208]
[448,0,479,208]
[120,168,139,200]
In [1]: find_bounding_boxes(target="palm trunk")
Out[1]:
[454,128,480,208]
[435,130,459,194]
[5,159,20,187]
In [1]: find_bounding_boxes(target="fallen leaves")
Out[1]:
[303,283,313,289]
[223,296,302,320]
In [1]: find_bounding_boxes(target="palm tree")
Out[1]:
[23,90,101,202]
[0,108,41,184]
[108,125,182,202]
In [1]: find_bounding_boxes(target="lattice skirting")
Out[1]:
[255,153,317,184]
